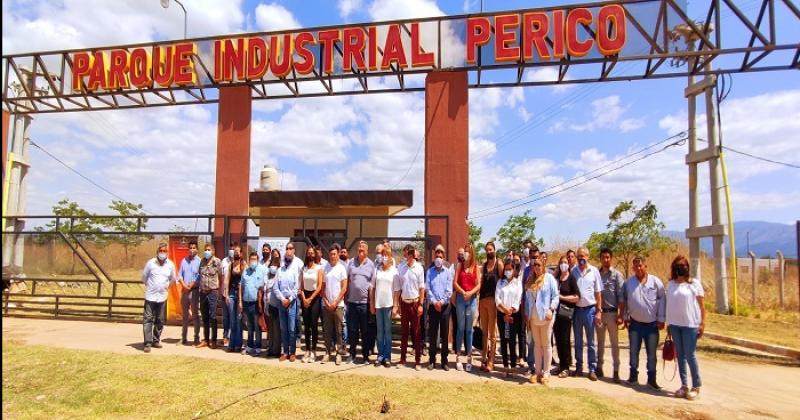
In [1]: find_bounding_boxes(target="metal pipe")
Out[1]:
[776,250,785,308]
[749,251,757,307]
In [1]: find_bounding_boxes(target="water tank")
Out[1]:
[259,165,280,191]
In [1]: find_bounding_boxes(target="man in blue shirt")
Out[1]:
[426,244,453,371]
[178,240,201,345]
[239,252,266,355]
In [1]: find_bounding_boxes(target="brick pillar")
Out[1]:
[424,71,468,262]
[214,86,251,255]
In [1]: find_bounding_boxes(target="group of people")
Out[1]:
[141,238,705,400]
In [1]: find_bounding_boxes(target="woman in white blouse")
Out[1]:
[495,257,523,377]
[665,255,705,400]
[525,257,559,385]
[370,246,399,368]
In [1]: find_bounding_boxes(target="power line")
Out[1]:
[696,138,800,169]
[469,131,688,217]
[390,135,425,189]
[468,136,687,221]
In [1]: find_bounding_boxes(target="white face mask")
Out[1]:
[375,255,384,265]
[559,263,569,273]
[434,257,443,268]
[157,252,167,261]
[504,270,513,279]
[228,249,234,258]
[269,266,277,275]
[523,248,530,257]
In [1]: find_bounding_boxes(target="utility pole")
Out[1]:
[2,67,35,275]
[676,23,729,314]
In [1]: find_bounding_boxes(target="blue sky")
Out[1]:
[3,0,799,247]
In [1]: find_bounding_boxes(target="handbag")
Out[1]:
[662,330,677,381]
[557,304,574,320]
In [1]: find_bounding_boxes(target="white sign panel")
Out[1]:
[257,237,291,256]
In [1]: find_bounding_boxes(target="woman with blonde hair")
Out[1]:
[370,245,399,367]
[525,256,560,384]
[666,255,705,400]
[453,243,482,371]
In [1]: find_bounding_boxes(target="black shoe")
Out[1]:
[442,363,450,371]
[627,375,638,385]
[143,345,151,353]
[181,339,188,346]
[152,342,163,349]
[647,379,662,390]
[596,368,604,378]
[613,371,621,384]
[588,372,598,381]
[428,363,435,371]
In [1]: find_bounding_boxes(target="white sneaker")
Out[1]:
[243,347,251,355]
[346,356,355,364]
[311,351,317,362]
[465,362,473,372]
[336,354,342,365]
[456,362,464,371]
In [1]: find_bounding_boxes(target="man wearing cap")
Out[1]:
[426,244,453,370]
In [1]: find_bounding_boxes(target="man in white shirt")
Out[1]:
[220,242,237,347]
[141,242,177,353]
[322,244,349,365]
[570,247,604,381]
[396,244,426,370]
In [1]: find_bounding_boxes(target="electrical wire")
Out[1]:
[469,131,688,217]
[468,136,687,220]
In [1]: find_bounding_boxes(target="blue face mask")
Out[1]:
[284,255,293,266]
[578,258,587,266]
[249,261,258,269]
[204,250,212,259]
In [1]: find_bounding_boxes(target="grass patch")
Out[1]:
[705,311,800,349]
[2,340,662,419]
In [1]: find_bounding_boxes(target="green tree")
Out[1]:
[102,200,149,267]
[586,200,676,277]
[35,199,102,274]
[468,221,483,250]
[495,210,544,257]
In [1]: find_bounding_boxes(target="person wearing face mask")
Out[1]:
[345,241,376,364]
[525,256,559,385]
[571,247,604,381]
[273,243,301,361]
[520,240,534,273]
[453,244,481,371]
[197,244,223,349]
[260,243,272,266]
[368,243,385,359]
[665,255,705,400]
[553,255,579,377]
[141,243,178,353]
[264,254,282,357]
[619,256,665,390]
[225,245,246,353]
[322,244,348,365]
[396,244,425,370]
[178,241,202,346]
[239,252,266,355]
[220,242,238,347]
[494,256,522,377]
[300,246,324,363]
[426,244,453,371]
[479,241,503,372]
[370,244,398,367]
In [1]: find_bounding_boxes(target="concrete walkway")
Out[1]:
[3,317,799,419]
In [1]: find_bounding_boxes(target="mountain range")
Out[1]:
[665,221,798,258]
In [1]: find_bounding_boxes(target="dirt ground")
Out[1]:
[3,317,798,419]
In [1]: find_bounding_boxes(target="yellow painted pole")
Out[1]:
[719,150,738,315]
[2,152,15,232]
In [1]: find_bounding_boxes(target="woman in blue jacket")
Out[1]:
[525,258,560,385]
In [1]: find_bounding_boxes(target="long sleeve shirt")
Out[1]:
[622,274,666,323]
[426,265,453,305]
[272,262,300,303]
[178,255,201,287]
[240,265,266,302]
[524,273,560,322]
[495,277,523,312]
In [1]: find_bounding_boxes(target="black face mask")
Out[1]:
[457,255,465,263]
[233,253,241,260]
[675,265,689,277]
[339,254,348,262]
[487,252,496,260]
[262,251,269,259]
[284,255,294,266]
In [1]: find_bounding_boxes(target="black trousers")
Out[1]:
[200,291,220,343]
[427,303,451,364]
[497,310,521,368]
[268,305,282,356]
[143,300,166,346]
[554,314,573,370]
[301,291,322,352]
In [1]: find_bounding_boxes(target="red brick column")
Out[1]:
[214,86,251,255]
[424,71,468,262]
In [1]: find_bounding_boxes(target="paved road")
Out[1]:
[4,318,798,419]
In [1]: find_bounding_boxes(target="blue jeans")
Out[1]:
[526,332,535,371]
[346,302,370,359]
[222,295,230,340]
[376,307,393,361]
[243,300,262,349]
[227,294,243,350]
[629,320,659,380]
[669,325,702,388]
[454,294,477,356]
[278,300,299,355]
[573,306,598,373]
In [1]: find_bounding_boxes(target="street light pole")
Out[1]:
[160,0,187,39]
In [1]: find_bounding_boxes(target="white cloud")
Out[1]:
[524,67,572,93]
[338,0,363,20]
[254,2,301,31]
[567,95,645,133]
